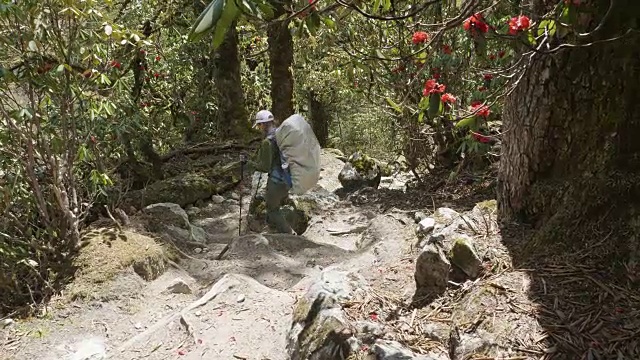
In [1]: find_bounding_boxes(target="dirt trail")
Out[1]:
[1,151,405,360]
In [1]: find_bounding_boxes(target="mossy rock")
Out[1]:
[69,228,166,300]
[287,270,365,360]
[348,151,377,173]
[123,173,217,209]
[449,235,482,278]
[339,152,382,191]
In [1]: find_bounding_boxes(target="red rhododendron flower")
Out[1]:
[154,72,160,78]
[109,60,121,69]
[155,55,161,61]
[483,74,493,80]
[441,93,456,103]
[489,54,496,60]
[433,73,441,80]
[471,103,491,118]
[463,13,489,34]
[423,79,446,96]
[478,86,487,92]
[498,50,506,58]
[508,15,531,35]
[412,31,429,44]
[471,100,482,107]
[442,44,452,54]
[472,133,491,143]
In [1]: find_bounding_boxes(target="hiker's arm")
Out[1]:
[247,140,272,173]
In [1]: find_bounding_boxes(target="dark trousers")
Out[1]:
[265,179,293,234]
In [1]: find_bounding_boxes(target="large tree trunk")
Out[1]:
[498,1,640,260]
[267,9,294,122]
[214,23,251,139]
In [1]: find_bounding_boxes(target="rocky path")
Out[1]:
[1,151,551,360]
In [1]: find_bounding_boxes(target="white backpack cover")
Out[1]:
[275,114,321,195]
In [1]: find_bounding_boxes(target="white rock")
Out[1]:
[211,195,225,204]
[194,248,203,254]
[134,323,142,330]
[69,337,106,360]
[165,278,192,295]
[236,294,245,303]
[418,217,435,234]
[1,318,15,328]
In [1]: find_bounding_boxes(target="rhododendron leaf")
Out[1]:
[455,117,475,129]
[376,49,386,60]
[538,20,556,37]
[322,16,335,29]
[372,0,381,15]
[382,0,391,11]
[189,0,225,42]
[527,31,536,45]
[306,12,321,35]
[418,111,425,124]
[211,0,240,49]
[428,94,440,118]
[256,2,274,19]
[419,97,430,110]
[386,97,403,114]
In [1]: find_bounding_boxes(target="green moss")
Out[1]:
[348,152,377,173]
[124,173,216,209]
[476,200,497,211]
[449,237,481,277]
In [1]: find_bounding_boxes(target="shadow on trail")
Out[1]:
[500,221,640,359]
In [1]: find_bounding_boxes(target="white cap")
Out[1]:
[253,110,274,127]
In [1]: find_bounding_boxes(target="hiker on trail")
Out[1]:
[245,110,294,235]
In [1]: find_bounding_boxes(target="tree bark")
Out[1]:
[497,0,640,255]
[308,90,330,147]
[267,10,294,122]
[214,23,251,139]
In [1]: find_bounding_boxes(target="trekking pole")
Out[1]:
[217,154,247,261]
[239,154,247,236]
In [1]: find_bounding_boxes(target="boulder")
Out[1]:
[164,278,193,295]
[287,270,367,360]
[414,244,450,300]
[142,203,207,243]
[449,235,482,278]
[338,152,382,191]
[211,195,225,204]
[123,173,217,210]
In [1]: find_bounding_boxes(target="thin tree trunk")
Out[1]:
[267,9,294,122]
[214,22,251,139]
[308,90,329,147]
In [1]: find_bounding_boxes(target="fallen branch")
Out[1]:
[161,139,261,162]
[107,274,237,357]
